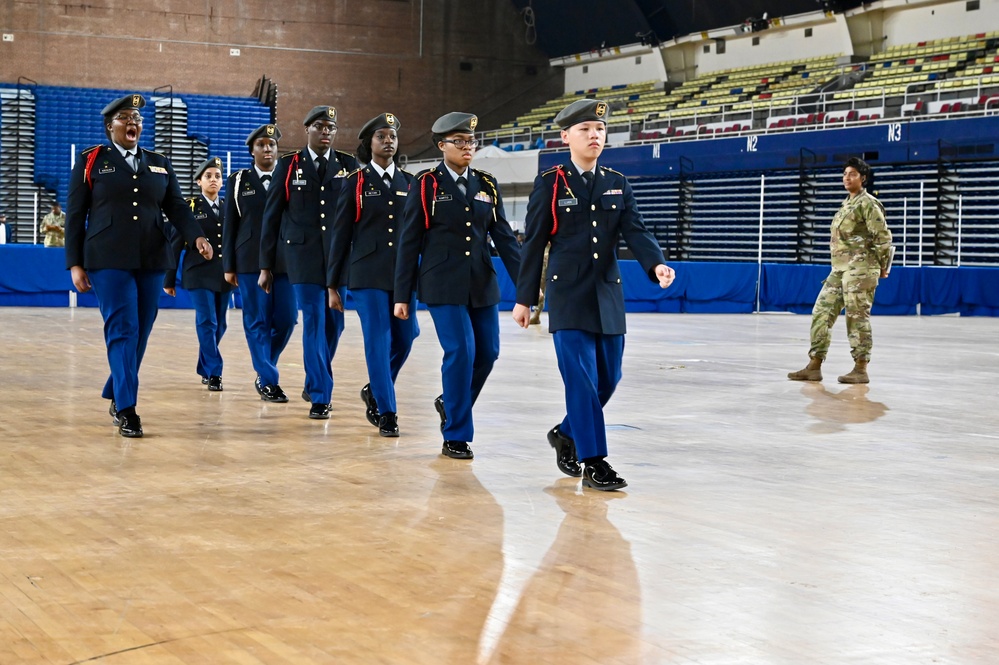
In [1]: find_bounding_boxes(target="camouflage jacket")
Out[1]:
[829,189,892,272]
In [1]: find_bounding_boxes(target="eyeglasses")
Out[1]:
[311,123,337,134]
[442,139,479,149]
[114,114,143,124]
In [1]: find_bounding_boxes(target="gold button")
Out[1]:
[466,222,471,227]
[321,186,325,192]
[466,237,471,241]
[133,175,138,180]
[592,237,598,243]
[465,207,470,212]
[320,213,326,219]
[591,204,596,211]
[321,226,326,231]
[133,188,139,193]
[388,201,394,206]
[320,200,325,205]
[616,278,621,283]
[132,201,137,206]
[133,216,138,221]
[553,275,558,280]
[565,207,570,212]
[612,205,617,209]
[592,221,597,227]
[593,253,599,259]
[388,215,394,220]
[388,228,393,233]
[217,234,222,238]
[286,240,291,244]
[388,242,393,247]
[465,251,470,256]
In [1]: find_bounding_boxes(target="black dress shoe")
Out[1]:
[254,376,264,396]
[442,440,473,459]
[109,399,120,426]
[434,394,447,431]
[547,425,582,477]
[260,384,289,403]
[118,411,143,438]
[360,384,379,426]
[302,389,311,403]
[309,403,331,419]
[201,376,209,385]
[207,376,223,391]
[582,460,627,491]
[378,412,399,437]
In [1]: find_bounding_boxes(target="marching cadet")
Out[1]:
[512,99,675,491]
[66,93,213,438]
[393,112,521,459]
[259,106,358,419]
[223,124,297,403]
[328,113,419,437]
[787,157,892,384]
[164,157,234,391]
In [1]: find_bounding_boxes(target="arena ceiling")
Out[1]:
[508,0,866,58]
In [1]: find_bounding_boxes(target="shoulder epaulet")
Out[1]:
[143,148,165,157]
[346,167,363,178]
[417,169,436,179]
[473,168,495,179]
[335,149,355,162]
[398,168,415,178]
[601,166,625,177]
[81,145,102,156]
[540,164,563,177]
[281,150,299,159]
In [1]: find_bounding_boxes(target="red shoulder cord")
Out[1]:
[420,173,438,229]
[550,166,570,236]
[84,149,102,189]
[354,170,365,223]
[284,153,300,201]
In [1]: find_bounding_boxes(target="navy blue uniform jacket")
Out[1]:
[394,163,521,307]
[65,145,204,271]
[259,149,358,286]
[164,195,234,293]
[516,164,666,335]
[328,166,415,291]
[223,168,286,275]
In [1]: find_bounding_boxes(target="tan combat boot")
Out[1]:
[838,359,869,384]
[788,357,823,381]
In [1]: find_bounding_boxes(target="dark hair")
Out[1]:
[845,156,872,187]
[357,137,373,165]
[431,133,445,149]
[103,114,115,142]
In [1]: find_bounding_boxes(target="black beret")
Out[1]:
[431,112,478,135]
[246,123,282,146]
[194,156,224,180]
[358,113,401,140]
[101,94,146,117]
[555,99,610,129]
[304,106,338,126]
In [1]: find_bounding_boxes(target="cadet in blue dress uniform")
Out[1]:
[66,94,213,438]
[259,106,358,419]
[164,157,234,391]
[223,124,296,403]
[512,99,675,490]
[328,113,419,437]
[393,112,521,459]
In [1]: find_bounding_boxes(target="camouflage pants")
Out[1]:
[808,267,880,362]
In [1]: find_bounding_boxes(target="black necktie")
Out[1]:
[125,151,137,171]
[317,156,328,181]
[456,176,468,197]
[383,171,393,186]
[582,171,594,193]
[260,174,272,190]
[211,202,219,216]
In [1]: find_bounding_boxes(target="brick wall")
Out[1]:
[0,0,562,158]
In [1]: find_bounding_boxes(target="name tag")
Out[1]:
[292,179,307,186]
[364,190,382,197]
[435,194,452,202]
[603,189,623,196]
[474,192,493,203]
[195,213,208,220]
[98,166,115,174]
[557,197,578,207]
[149,166,168,174]
[395,191,408,197]
[242,189,256,196]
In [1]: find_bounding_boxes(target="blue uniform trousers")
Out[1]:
[427,304,500,443]
[294,283,345,404]
[352,289,419,414]
[552,330,625,460]
[90,269,163,411]
[188,288,229,379]
[237,273,296,386]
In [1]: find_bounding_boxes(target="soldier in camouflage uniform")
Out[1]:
[788,157,892,384]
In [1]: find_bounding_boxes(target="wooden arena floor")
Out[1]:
[1,306,997,664]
